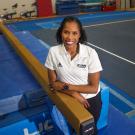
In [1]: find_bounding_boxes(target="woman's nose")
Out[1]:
[67,33,73,40]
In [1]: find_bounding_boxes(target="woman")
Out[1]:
[45,16,103,135]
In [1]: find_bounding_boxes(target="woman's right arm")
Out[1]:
[47,69,64,91]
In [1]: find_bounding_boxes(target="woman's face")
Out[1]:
[61,21,81,46]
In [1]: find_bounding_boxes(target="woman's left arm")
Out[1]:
[68,72,100,94]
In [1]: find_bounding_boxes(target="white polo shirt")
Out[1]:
[45,43,103,99]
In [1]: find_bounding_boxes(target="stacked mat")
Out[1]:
[56,0,79,15]
[0,32,64,135]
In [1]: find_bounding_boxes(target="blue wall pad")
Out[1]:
[97,87,109,130]
[51,105,71,135]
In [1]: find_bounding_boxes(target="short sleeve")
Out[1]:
[88,49,103,73]
[44,48,56,70]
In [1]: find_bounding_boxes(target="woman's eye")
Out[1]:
[63,30,68,34]
[73,32,77,35]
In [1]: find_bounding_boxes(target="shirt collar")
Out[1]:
[60,44,68,55]
[78,43,88,58]
[60,43,87,58]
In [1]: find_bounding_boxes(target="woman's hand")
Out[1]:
[72,92,90,109]
[49,83,56,93]
[49,81,65,92]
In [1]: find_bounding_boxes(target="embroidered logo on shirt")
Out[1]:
[77,64,86,68]
[58,62,63,67]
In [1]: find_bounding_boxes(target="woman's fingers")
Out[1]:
[49,84,55,93]
[83,100,90,108]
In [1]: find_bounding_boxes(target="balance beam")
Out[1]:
[0,22,94,135]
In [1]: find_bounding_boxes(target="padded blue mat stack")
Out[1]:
[0,32,64,135]
[0,32,47,115]
[56,0,79,15]
[79,2,102,12]
[79,0,103,12]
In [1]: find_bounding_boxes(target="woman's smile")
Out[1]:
[65,41,74,45]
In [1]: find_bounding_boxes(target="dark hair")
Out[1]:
[56,16,87,44]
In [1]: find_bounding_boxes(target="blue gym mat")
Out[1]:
[6,11,135,31]
[98,105,135,135]
[0,33,48,117]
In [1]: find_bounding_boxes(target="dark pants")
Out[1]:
[87,91,102,135]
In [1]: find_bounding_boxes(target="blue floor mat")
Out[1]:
[99,105,135,135]
[0,33,48,117]
[6,11,135,31]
